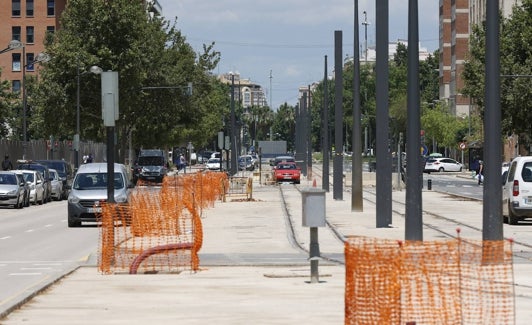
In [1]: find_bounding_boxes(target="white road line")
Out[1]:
[9,273,42,276]
[25,229,34,233]
[0,236,11,240]
[21,267,53,271]
[44,224,53,227]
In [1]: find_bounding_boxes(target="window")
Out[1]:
[12,53,21,72]
[46,26,55,34]
[12,0,21,16]
[26,0,34,16]
[12,80,21,93]
[47,0,55,16]
[26,53,34,71]
[26,26,34,43]
[12,26,21,41]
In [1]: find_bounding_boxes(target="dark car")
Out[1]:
[35,160,73,199]
[13,171,30,207]
[17,161,52,203]
[133,149,168,183]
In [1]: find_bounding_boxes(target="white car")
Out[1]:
[206,158,221,170]
[49,168,63,201]
[502,156,532,225]
[424,157,463,173]
[19,169,45,205]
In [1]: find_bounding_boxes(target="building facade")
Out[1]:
[219,72,268,109]
[439,0,522,117]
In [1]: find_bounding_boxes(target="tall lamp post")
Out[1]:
[75,64,103,169]
[229,72,237,175]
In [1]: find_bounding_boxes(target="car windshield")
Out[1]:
[74,172,125,190]
[37,161,66,177]
[50,171,58,180]
[22,172,35,183]
[137,156,164,166]
[208,158,219,163]
[0,174,17,185]
[279,164,296,170]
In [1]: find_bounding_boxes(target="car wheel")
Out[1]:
[438,167,444,172]
[508,204,519,225]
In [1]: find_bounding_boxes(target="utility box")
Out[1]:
[302,188,326,227]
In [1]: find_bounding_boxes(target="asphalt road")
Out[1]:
[0,200,98,315]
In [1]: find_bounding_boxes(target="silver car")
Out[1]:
[0,171,25,209]
[49,168,63,201]
[67,163,133,227]
[19,170,45,205]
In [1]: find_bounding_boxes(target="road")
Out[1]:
[0,200,98,315]
[422,171,483,200]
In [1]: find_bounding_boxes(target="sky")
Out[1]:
[157,0,439,110]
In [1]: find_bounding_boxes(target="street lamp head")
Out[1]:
[9,39,23,49]
[90,66,103,75]
[35,52,51,63]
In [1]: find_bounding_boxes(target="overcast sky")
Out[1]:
[157,0,439,110]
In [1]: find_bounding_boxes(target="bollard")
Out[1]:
[427,179,432,190]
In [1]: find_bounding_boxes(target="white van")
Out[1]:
[502,156,532,225]
[67,163,133,227]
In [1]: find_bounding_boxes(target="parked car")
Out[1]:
[19,170,45,205]
[424,157,463,173]
[206,158,221,170]
[132,149,168,183]
[17,161,52,202]
[238,155,255,171]
[49,169,63,201]
[13,171,30,207]
[67,163,133,227]
[0,171,25,208]
[273,162,301,184]
[502,156,532,225]
[35,160,73,199]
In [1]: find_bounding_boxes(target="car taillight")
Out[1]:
[513,180,519,196]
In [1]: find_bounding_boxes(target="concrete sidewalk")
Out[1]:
[1,179,532,324]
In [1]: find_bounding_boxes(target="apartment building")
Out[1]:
[439,0,522,117]
[219,72,268,109]
[0,0,161,92]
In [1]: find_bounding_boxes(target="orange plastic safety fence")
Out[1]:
[345,237,514,325]
[98,172,227,274]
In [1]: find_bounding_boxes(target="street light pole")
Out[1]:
[230,73,237,175]
[75,60,81,169]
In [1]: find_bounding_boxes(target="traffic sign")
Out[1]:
[421,144,428,156]
[459,142,466,150]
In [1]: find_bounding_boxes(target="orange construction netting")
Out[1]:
[345,236,515,325]
[98,171,228,274]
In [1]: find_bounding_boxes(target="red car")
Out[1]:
[273,162,301,184]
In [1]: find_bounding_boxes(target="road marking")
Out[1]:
[25,229,34,233]
[0,236,11,240]
[9,273,42,276]
[44,224,53,228]
[21,267,52,271]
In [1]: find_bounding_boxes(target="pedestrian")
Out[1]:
[2,154,13,171]
[179,154,186,172]
[477,160,484,185]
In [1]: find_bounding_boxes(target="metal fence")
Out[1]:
[1,139,106,166]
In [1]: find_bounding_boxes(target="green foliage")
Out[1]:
[0,70,21,139]
[29,0,225,156]
[463,1,532,147]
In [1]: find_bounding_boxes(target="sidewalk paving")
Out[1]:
[1,177,532,324]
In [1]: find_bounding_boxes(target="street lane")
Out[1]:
[0,200,98,316]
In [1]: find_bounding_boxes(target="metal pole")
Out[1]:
[405,0,423,241]
[75,60,80,169]
[307,85,312,180]
[322,55,330,192]
[483,0,503,241]
[106,126,115,203]
[230,74,237,175]
[333,30,344,200]
[22,46,27,159]
[309,227,320,283]
[375,1,392,227]
[352,0,363,211]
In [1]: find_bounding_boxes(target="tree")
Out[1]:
[0,71,20,139]
[463,1,532,150]
[31,0,225,159]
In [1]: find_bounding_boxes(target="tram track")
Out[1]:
[278,164,532,263]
